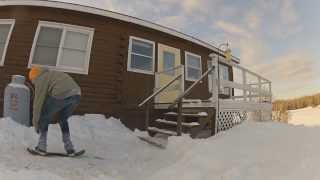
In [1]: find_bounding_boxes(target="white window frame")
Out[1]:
[219,64,231,95]
[127,36,155,75]
[28,21,95,74]
[0,19,15,67]
[185,51,202,81]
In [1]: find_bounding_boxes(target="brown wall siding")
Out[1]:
[0,5,233,130]
[0,6,125,117]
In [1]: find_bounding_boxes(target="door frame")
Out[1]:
[155,43,183,103]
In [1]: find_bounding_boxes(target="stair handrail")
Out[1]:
[169,65,215,109]
[138,73,183,107]
[155,64,184,75]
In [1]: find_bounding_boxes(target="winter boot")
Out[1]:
[36,131,48,153]
[62,133,75,155]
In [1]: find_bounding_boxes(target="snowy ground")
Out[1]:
[1,114,320,180]
[289,106,320,126]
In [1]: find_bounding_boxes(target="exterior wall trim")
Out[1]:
[0,19,15,66]
[28,20,95,74]
[0,0,240,63]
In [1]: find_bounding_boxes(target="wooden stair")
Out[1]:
[147,127,178,136]
[147,107,214,138]
[155,119,200,128]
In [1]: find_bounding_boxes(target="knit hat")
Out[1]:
[29,66,41,81]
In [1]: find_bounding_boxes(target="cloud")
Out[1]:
[214,21,252,38]
[261,52,315,80]
[245,12,261,30]
[181,0,202,14]
[268,0,302,39]
[255,51,317,98]
[280,0,298,25]
[157,15,188,30]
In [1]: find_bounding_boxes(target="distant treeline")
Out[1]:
[273,93,320,112]
[272,93,320,122]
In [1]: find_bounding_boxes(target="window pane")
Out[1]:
[64,31,89,50]
[220,87,230,95]
[219,64,229,80]
[33,46,59,66]
[187,67,201,80]
[187,54,200,67]
[0,44,4,59]
[32,27,62,66]
[37,27,62,47]
[59,49,86,69]
[132,39,153,57]
[131,54,152,72]
[0,24,10,43]
[163,51,175,76]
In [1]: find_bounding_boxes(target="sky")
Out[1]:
[57,0,320,100]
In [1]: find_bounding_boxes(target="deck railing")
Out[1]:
[209,54,272,132]
[138,53,272,135]
[215,57,272,104]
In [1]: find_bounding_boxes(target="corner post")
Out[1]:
[242,69,247,101]
[211,55,220,135]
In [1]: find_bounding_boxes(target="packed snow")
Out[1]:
[1,114,320,180]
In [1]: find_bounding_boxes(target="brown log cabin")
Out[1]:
[0,0,272,137]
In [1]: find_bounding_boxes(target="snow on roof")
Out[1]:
[0,0,240,63]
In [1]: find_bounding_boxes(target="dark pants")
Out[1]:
[39,95,80,134]
[37,95,80,151]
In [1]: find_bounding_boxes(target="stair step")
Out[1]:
[164,112,208,117]
[147,127,178,136]
[155,119,200,127]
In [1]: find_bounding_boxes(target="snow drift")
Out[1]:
[289,106,320,127]
[1,114,320,180]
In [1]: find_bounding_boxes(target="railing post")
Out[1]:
[268,82,272,102]
[212,57,220,135]
[248,85,252,102]
[177,100,183,136]
[242,69,247,101]
[258,77,262,121]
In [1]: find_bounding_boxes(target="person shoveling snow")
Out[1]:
[28,66,83,157]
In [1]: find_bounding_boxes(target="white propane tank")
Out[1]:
[3,75,31,127]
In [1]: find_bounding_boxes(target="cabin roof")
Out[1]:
[0,0,240,63]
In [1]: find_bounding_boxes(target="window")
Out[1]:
[127,36,155,74]
[29,21,94,74]
[219,64,230,95]
[0,19,15,66]
[185,52,202,81]
[163,51,175,76]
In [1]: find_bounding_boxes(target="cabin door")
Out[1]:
[155,44,182,103]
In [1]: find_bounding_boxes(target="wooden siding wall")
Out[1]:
[0,5,232,130]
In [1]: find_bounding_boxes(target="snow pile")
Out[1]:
[289,106,320,126]
[0,115,194,180]
[1,114,320,179]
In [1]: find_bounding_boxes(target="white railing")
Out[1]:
[209,54,272,133]
[209,54,272,104]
